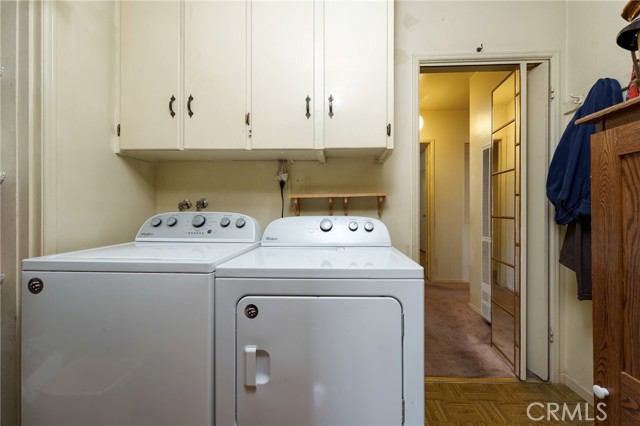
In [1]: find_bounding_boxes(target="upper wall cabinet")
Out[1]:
[118,0,393,163]
[250,1,316,152]
[323,0,391,154]
[120,0,247,152]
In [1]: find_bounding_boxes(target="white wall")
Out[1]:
[420,110,469,282]
[44,1,156,254]
[559,0,628,399]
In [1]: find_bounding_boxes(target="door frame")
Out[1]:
[411,52,560,382]
[420,139,435,281]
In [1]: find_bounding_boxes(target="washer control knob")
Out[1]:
[166,217,177,227]
[235,218,246,228]
[320,219,333,232]
[364,221,374,232]
[220,217,231,228]
[150,217,162,227]
[192,215,206,228]
[348,221,358,231]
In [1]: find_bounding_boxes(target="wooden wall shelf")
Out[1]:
[289,193,387,217]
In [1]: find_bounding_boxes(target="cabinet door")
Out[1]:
[324,0,389,149]
[250,1,315,150]
[236,296,403,426]
[592,120,640,425]
[120,0,181,150]
[184,1,247,150]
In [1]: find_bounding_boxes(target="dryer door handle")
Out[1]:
[244,345,257,387]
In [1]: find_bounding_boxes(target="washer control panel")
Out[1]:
[136,212,262,242]
[262,216,391,247]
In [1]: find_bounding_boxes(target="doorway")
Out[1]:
[418,59,553,381]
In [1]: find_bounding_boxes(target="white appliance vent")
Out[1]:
[482,146,491,239]
[481,281,492,323]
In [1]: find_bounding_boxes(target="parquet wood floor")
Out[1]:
[425,381,595,425]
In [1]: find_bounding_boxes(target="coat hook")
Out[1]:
[568,93,584,105]
[476,44,484,53]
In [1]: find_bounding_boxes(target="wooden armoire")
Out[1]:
[578,97,640,425]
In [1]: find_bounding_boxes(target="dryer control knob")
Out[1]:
[166,217,178,227]
[150,217,162,227]
[192,215,206,228]
[348,221,358,231]
[364,221,374,232]
[320,219,333,232]
[220,217,231,228]
[235,218,246,228]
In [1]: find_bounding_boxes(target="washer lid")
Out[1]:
[22,241,261,273]
[216,246,423,279]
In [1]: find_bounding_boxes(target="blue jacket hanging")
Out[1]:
[546,78,623,225]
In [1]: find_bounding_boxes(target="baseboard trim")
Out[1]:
[429,279,469,284]
[468,302,483,316]
[561,372,593,403]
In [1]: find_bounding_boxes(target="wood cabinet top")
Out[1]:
[576,96,640,130]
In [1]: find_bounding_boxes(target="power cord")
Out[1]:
[280,180,285,218]
[276,160,289,218]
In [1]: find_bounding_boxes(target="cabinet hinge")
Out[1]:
[245,113,251,126]
[550,87,555,101]
[387,123,391,137]
[402,398,406,425]
[117,124,120,137]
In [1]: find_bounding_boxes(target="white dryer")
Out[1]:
[215,216,424,426]
[21,212,261,426]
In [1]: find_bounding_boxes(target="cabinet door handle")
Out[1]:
[305,95,311,119]
[169,95,176,118]
[328,95,334,119]
[187,95,194,118]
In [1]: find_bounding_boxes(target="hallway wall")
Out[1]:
[420,110,469,282]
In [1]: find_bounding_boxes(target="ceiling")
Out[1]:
[420,66,516,112]
[419,72,474,112]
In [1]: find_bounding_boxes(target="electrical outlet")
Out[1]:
[276,173,288,182]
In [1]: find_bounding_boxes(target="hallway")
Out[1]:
[425,280,514,378]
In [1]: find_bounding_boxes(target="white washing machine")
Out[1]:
[21,212,262,426]
[215,216,424,426]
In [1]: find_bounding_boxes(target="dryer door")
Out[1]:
[236,296,403,426]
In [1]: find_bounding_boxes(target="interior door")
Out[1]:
[524,61,550,380]
[236,296,403,426]
[592,118,640,425]
[490,68,522,376]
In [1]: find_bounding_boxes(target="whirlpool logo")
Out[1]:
[526,402,607,422]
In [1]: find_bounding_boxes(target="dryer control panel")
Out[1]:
[136,212,262,243]
[262,216,391,247]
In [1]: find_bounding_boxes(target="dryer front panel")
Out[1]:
[235,296,403,426]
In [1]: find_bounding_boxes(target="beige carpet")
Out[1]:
[425,281,515,378]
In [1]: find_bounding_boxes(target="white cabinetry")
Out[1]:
[119,0,393,162]
[120,0,246,153]
[323,0,391,153]
[120,0,181,151]
[250,1,315,151]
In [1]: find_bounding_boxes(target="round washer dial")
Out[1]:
[192,215,206,228]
